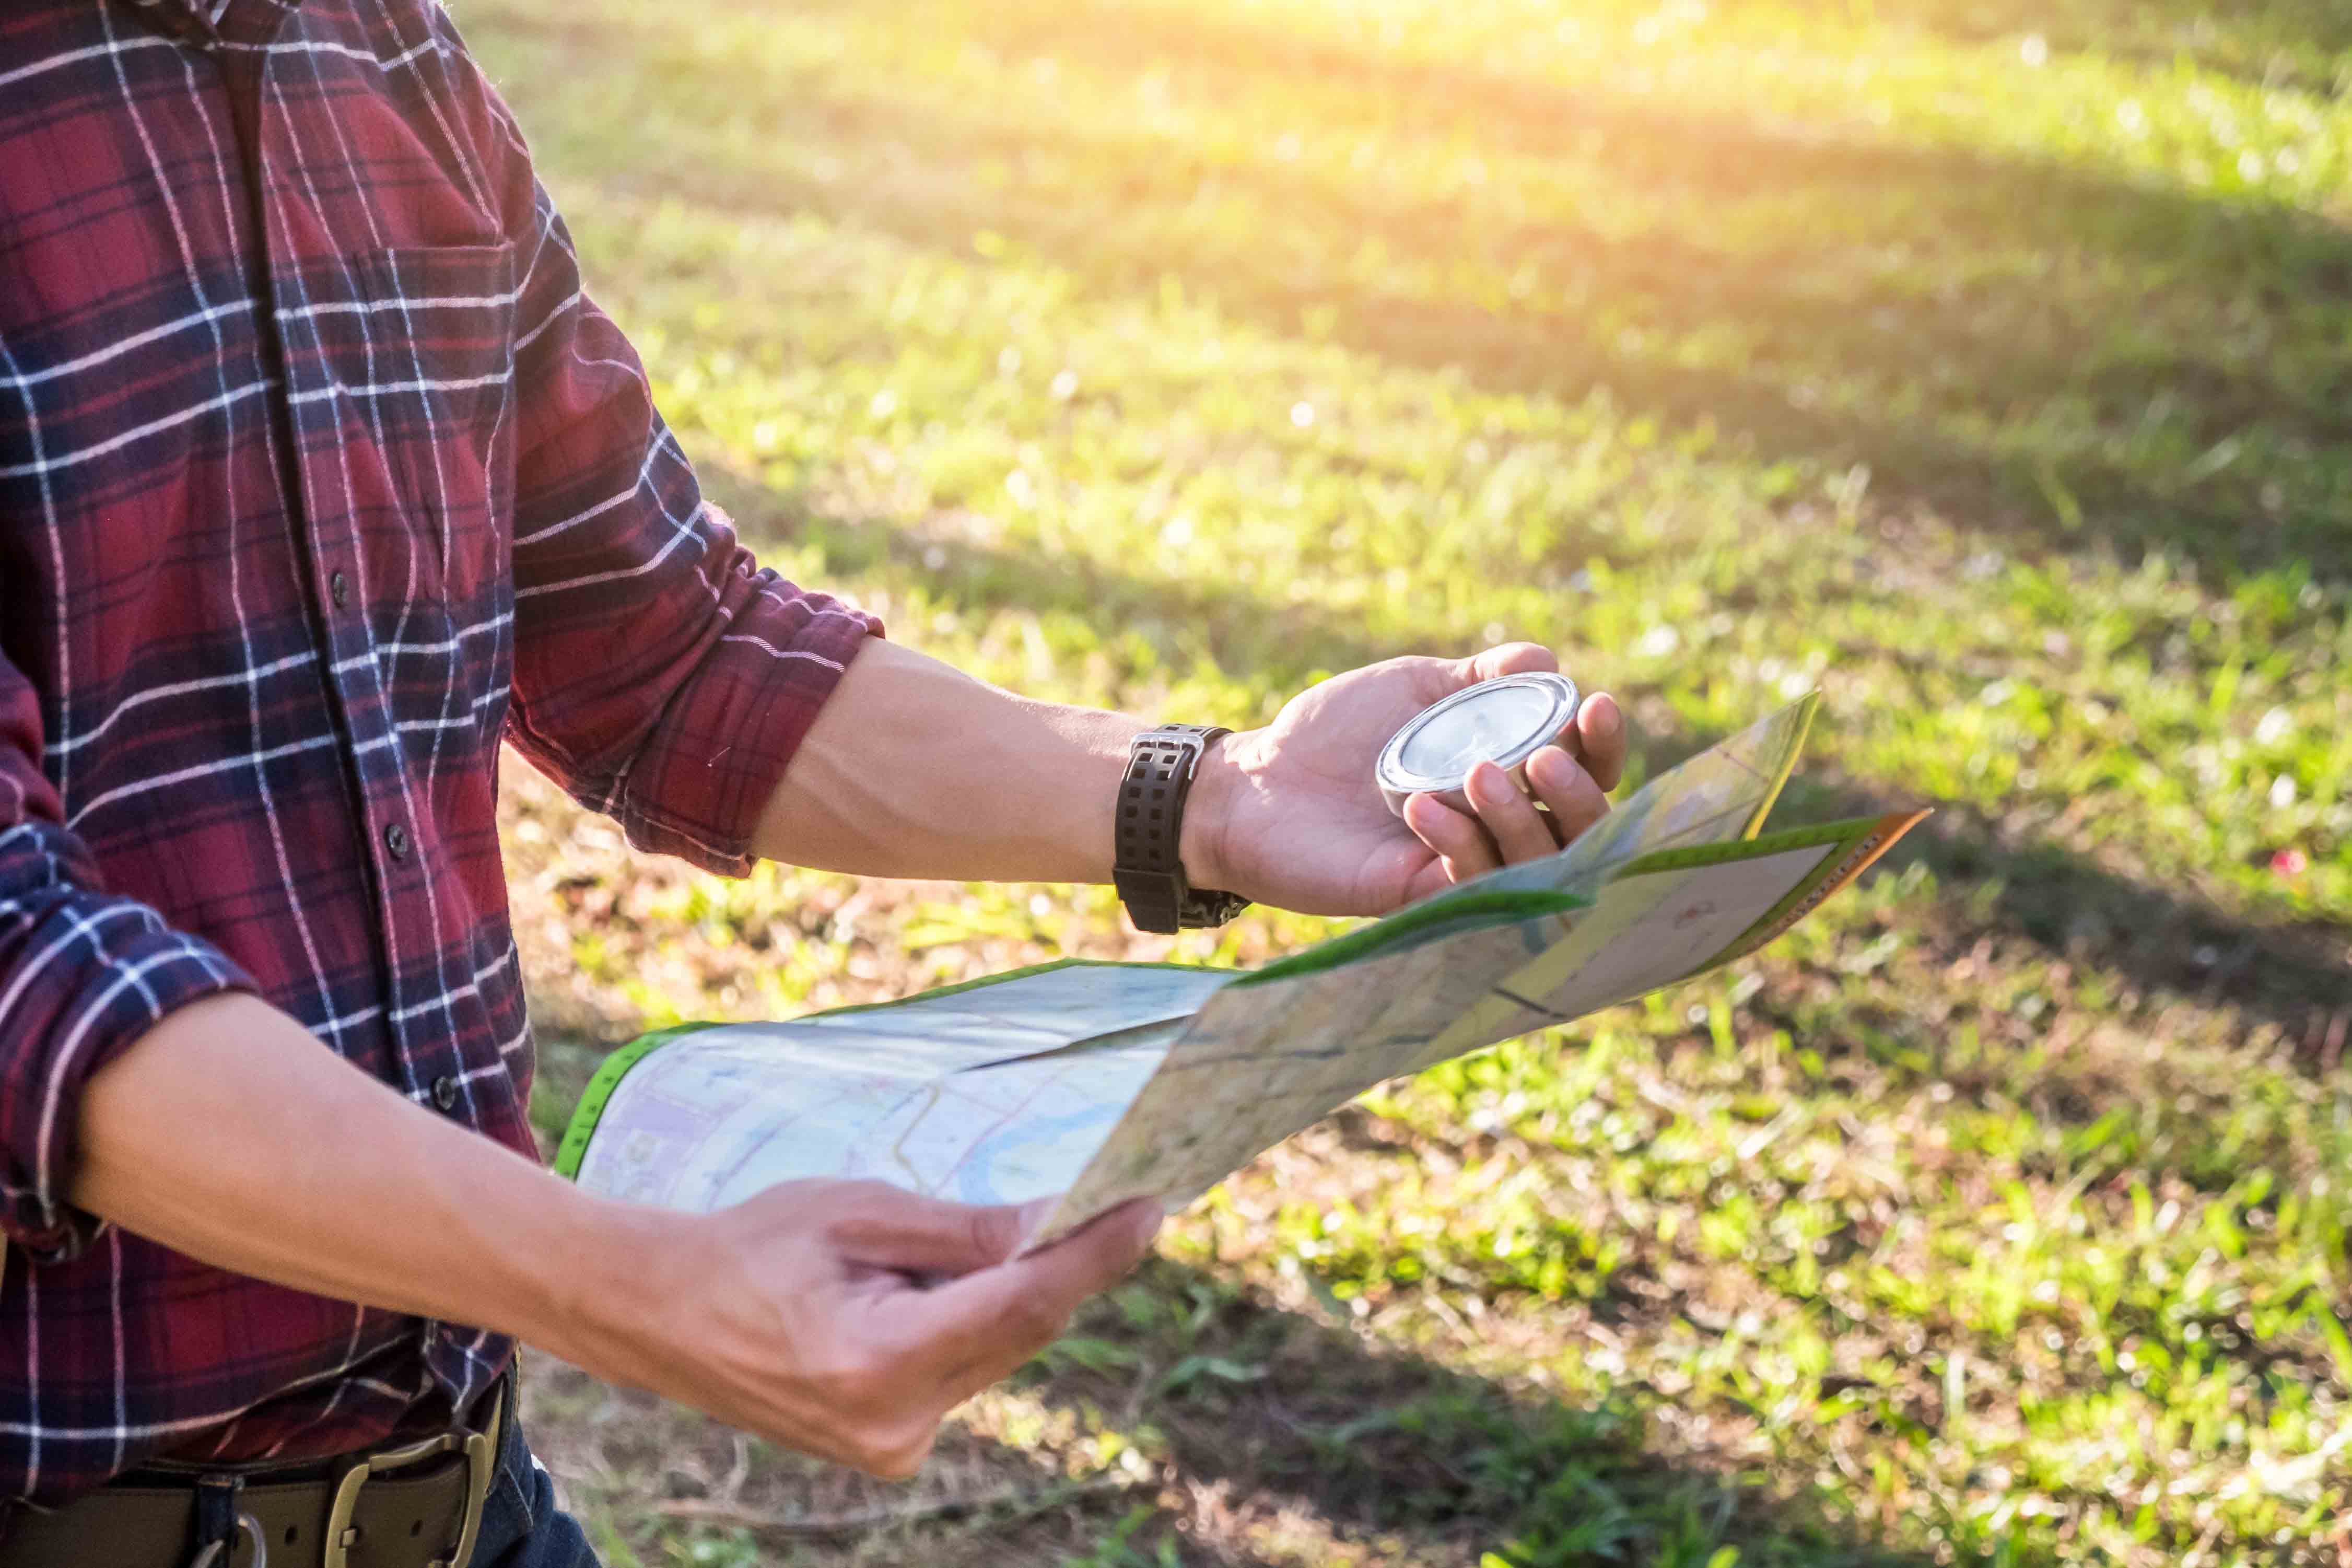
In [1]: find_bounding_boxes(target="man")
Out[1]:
[0,0,1626,1562]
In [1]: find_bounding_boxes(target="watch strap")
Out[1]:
[1113,725,1250,933]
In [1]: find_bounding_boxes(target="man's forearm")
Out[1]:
[72,991,1163,1478]
[74,993,654,1365]
[751,639,1231,887]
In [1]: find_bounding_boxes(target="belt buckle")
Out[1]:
[320,1421,494,1568]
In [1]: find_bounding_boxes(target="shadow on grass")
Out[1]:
[515,1265,1947,1567]
[496,0,2352,588]
[1016,1257,1947,1568]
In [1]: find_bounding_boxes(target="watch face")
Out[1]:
[1375,672,1581,815]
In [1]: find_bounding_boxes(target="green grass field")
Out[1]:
[466,1,2352,1562]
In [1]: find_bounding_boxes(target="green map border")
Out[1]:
[1618,812,1883,877]
[1739,690,1819,839]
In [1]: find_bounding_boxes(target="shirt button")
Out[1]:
[383,822,411,859]
[431,1075,460,1112]
[329,569,349,609]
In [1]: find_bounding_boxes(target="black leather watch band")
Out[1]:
[1113,724,1250,933]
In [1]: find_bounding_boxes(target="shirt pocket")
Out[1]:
[350,242,520,616]
[287,241,521,783]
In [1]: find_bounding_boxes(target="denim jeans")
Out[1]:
[468,1389,603,1568]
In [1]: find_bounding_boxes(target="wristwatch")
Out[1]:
[1113,724,1251,933]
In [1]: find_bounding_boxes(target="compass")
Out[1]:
[1374,671,1582,817]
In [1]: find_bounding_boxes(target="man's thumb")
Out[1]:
[1465,642,1557,684]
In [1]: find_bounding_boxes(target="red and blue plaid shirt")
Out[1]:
[0,0,876,1510]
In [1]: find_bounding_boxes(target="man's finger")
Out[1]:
[1403,793,1502,882]
[1460,642,1558,687]
[1565,692,1625,792]
[1526,746,1609,843]
[1466,761,1558,865]
[817,1181,1034,1279]
[898,1200,1164,1400]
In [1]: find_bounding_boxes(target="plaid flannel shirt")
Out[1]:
[0,0,877,1510]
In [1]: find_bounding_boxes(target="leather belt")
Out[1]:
[0,1381,503,1568]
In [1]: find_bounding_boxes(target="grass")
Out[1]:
[466,0,2352,1562]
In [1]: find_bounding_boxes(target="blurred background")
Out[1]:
[473,1,2352,1562]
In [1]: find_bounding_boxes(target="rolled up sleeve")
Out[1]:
[438,10,879,875]
[0,657,253,1263]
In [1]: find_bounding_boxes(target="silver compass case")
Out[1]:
[1375,671,1582,817]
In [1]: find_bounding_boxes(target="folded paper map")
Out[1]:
[556,697,1924,1245]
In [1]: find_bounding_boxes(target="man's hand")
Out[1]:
[587,1182,1162,1478]
[1184,644,1625,917]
